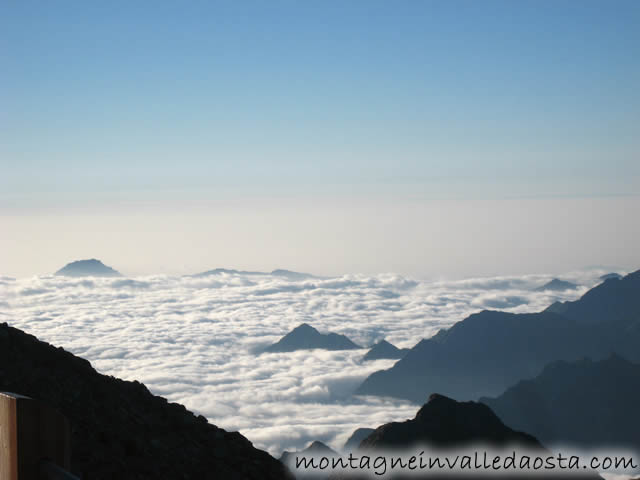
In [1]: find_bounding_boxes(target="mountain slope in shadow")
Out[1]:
[480,355,640,449]
[0,322,292,480]
[356,270,640,402]
[360,393,541,449]
[545,270,640,326]
[343,428,375,451]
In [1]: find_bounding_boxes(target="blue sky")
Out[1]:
[1,1,639,276]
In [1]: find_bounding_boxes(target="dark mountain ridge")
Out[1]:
[480,355,640,449]
[545,270,640,325]
[356,269,640,402]
[0,322,292,479]
[331,395,601,479]
[360,394,541,449]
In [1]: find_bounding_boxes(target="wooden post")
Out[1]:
[0,392,71,480]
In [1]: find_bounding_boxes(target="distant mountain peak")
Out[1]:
[262,323,360,353]
[535,278,578,292]
[270,269,314,280]
[362,339,409,361]
[305,440,334,452]
[55,259,121,277]
[294,322,314,331]
[192,267,314,279]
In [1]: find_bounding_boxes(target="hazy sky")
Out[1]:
[2,1,639,277]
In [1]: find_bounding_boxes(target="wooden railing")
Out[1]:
[0,392,79,480]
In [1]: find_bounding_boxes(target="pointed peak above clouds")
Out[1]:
[362,340,409,361]
[534,278,578,292]
[262,323,360,353]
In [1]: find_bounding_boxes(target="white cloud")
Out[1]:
[0,268,617,455]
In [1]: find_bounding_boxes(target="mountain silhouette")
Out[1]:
[545,269,640,326]
[480,355,640,449]
[332,395,601,479]
[193,267,313,279]
[193,267,262,276]
[362,340,409,361]
[360,394,541,449]
[356,270,640,402]
[0,322,292,479]
[263,323,361,353]
[55,259,122,277]
[534,278,578,292]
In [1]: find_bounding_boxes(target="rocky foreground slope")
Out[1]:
[0,322,292,480]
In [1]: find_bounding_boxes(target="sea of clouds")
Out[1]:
[0,268,620,455]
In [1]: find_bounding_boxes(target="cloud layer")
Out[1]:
[0,268,616,454]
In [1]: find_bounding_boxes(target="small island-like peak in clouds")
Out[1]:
[55,259,122,277]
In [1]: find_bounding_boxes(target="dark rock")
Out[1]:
[360,394,540,449]
[0,322,292,480]
[331,395,601,479]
